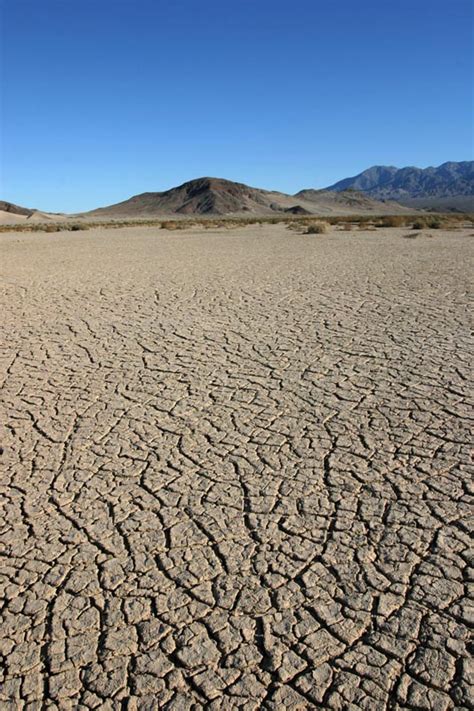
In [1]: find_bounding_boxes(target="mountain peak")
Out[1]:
[85,176,410,218]
[326,161,474,206]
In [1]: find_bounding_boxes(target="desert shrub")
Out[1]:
[354,216,372,226]
[212,220,234,229]
[161,221,190,230]
[339,223,353,231]
[68,223,89,231]
[44,224,61,232]
[442,221,460,230]
[412,217,443,230]
[306,221,329,234]
[378,215,408,228]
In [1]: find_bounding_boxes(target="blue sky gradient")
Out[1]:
[1,0,472,212]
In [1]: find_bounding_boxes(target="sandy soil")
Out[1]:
[0,210,28,224]
[0,210,63,225]
[1,224,472,709]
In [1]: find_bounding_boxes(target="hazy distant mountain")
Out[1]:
[392,195,474,212]
[326,161,474,210]
[293,188,400,211]
[86,177,410,218]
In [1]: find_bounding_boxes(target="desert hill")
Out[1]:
[85,177,411,218]
[0,201,64,225]
[0,200,35,216]
[87,178,276,217]
[0,200,34,224]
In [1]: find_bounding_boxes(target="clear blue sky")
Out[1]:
[1,0,472,212]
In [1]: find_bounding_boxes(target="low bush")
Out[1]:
[413,217,447,230]
[286,222,303,232]
[306,221,329,234]
[68,223,89,231]
[378,215,408,228]
[161,221,190,230]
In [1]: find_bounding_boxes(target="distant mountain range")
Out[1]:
[326,161,474,211]
[85,177,408,218]
[2,162,472,221]
[82,161,474,216]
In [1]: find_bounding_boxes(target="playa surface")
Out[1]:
[1,224,472,709]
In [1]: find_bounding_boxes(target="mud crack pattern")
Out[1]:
[1,225,473,710]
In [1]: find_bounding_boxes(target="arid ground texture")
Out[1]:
[1,224,472,710]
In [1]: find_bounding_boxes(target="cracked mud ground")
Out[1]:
[1,224,472,710]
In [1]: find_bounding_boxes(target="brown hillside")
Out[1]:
[85,177,414,218]
[0,200,35,216]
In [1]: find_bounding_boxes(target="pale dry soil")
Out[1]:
[0,225,472,710]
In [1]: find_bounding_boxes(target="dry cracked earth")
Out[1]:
[0,224,473,710]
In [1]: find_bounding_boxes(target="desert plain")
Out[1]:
[0,222,472,709]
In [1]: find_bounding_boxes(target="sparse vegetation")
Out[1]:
[412,217,450,230]
[378,215,407,228]
[0,212,471,234]
[161,220,194,230]
[27,222,90,233]
[305,221,329,234]
[285,222,302,232]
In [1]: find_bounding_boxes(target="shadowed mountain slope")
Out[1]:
[326,161,474,210]
[0,200,35,216]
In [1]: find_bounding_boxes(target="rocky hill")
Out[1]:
[86,177,411,218]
